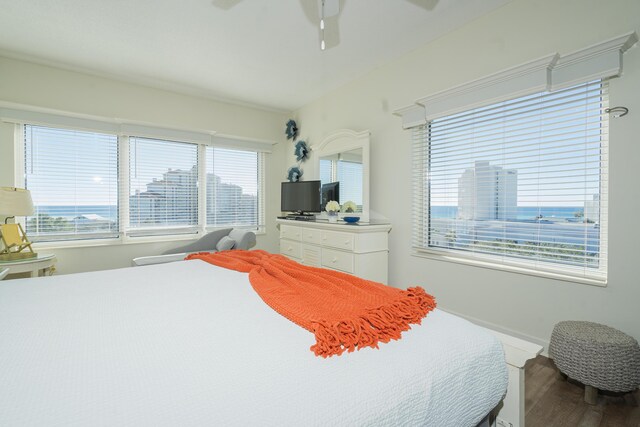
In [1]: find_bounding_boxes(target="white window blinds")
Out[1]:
[337,160,363,207]
[24,125,119,241]
[413,80,608,283]
[15,118,268,243]
[128,137,198,236]
[205,147,263,228]
[319,158,363,209]
[319,158,333,186]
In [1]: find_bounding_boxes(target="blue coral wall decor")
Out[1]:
[287,166,303,182]
[294,140,309,162]
[285,119,298,141]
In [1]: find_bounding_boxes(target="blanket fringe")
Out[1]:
[310,287,436,358]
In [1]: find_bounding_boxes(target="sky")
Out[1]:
[25,129,258,206]
[426,81,605,208]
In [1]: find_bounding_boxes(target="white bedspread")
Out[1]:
[0,260,507,427]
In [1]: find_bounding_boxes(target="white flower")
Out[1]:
[342,200,357,213]
[325,200,340,213]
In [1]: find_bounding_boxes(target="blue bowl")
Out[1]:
[343,216,360,223]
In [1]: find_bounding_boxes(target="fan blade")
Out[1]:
[299,0,320,23]
[210,0,243,10]
[405,0,439,11]
[299,0,344,24]
[320,0,340,17]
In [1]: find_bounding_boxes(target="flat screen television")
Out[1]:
[281,181,321,214]
[321,181,340,211]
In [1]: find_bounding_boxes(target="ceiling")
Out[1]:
[0,0,511,112]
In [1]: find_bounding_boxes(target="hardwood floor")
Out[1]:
[525,355,640,427]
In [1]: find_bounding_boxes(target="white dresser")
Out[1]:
[277,219,391,284]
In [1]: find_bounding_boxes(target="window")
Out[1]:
[128,137,199,236]
[205,147,263,228]
[16,118,269,244]
[24,125,119,242]
[413,81,608,282]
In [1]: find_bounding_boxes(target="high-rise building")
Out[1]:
[129,166,198,226]
[206,174,257,226]
[458,161,517,220]
[584,194,600,223]
[130,166,257,227]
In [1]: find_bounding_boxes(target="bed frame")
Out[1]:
[489,331,542,427]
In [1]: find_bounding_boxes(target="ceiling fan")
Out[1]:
[211,0,437,51]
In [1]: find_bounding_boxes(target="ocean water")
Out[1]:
[35,205,118,221]
[431,206,584,220]
[35,205,585,222]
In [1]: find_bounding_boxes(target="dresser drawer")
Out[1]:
[301,244,322,267]
[321,230,355,251]
[302,228,322,245]
[280,224,302,241]
[280,239,301,259]
[321,248,354,274]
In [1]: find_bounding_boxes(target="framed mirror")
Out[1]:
[312,129,370,222]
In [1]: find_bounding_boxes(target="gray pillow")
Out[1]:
[227,229,257,250]
[163,228,233,255]
[216,236,236,251]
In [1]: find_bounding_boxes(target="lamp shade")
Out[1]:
[0,187,35,217]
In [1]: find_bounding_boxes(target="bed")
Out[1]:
[0,258,522,426]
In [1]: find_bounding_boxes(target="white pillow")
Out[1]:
[216,236,236,251]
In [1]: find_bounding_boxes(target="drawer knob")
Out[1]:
[332,257,337,263]
[344,240,350,244]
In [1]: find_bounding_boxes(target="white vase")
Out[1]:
[327,212,338,223]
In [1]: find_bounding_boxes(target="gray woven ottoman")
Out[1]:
[549,321,640,404]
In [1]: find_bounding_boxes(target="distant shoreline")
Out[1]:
[32,204,586,223]
[431,206,583,220]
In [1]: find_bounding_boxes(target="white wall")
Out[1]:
[292,0,640,348]
[0,56,288,274]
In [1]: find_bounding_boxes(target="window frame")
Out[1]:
[21,124,121,243]
[127,136,200,237]
[14,122,267,249]
[203,145,264,231]
[412,82,609,287]
[395,34,640,287]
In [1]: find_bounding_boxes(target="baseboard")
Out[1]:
[438,306,550,357]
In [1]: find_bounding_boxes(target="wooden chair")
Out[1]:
[0,223,36,260]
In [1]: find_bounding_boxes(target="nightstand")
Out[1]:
[0,253,57,278]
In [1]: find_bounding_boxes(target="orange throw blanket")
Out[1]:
[186,250,436,357]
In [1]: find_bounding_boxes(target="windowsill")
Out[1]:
[412,249,607,287]
[32,228,266,250]
[33,234,199,250]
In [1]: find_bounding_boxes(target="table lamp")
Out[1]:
[0,187,37,261]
